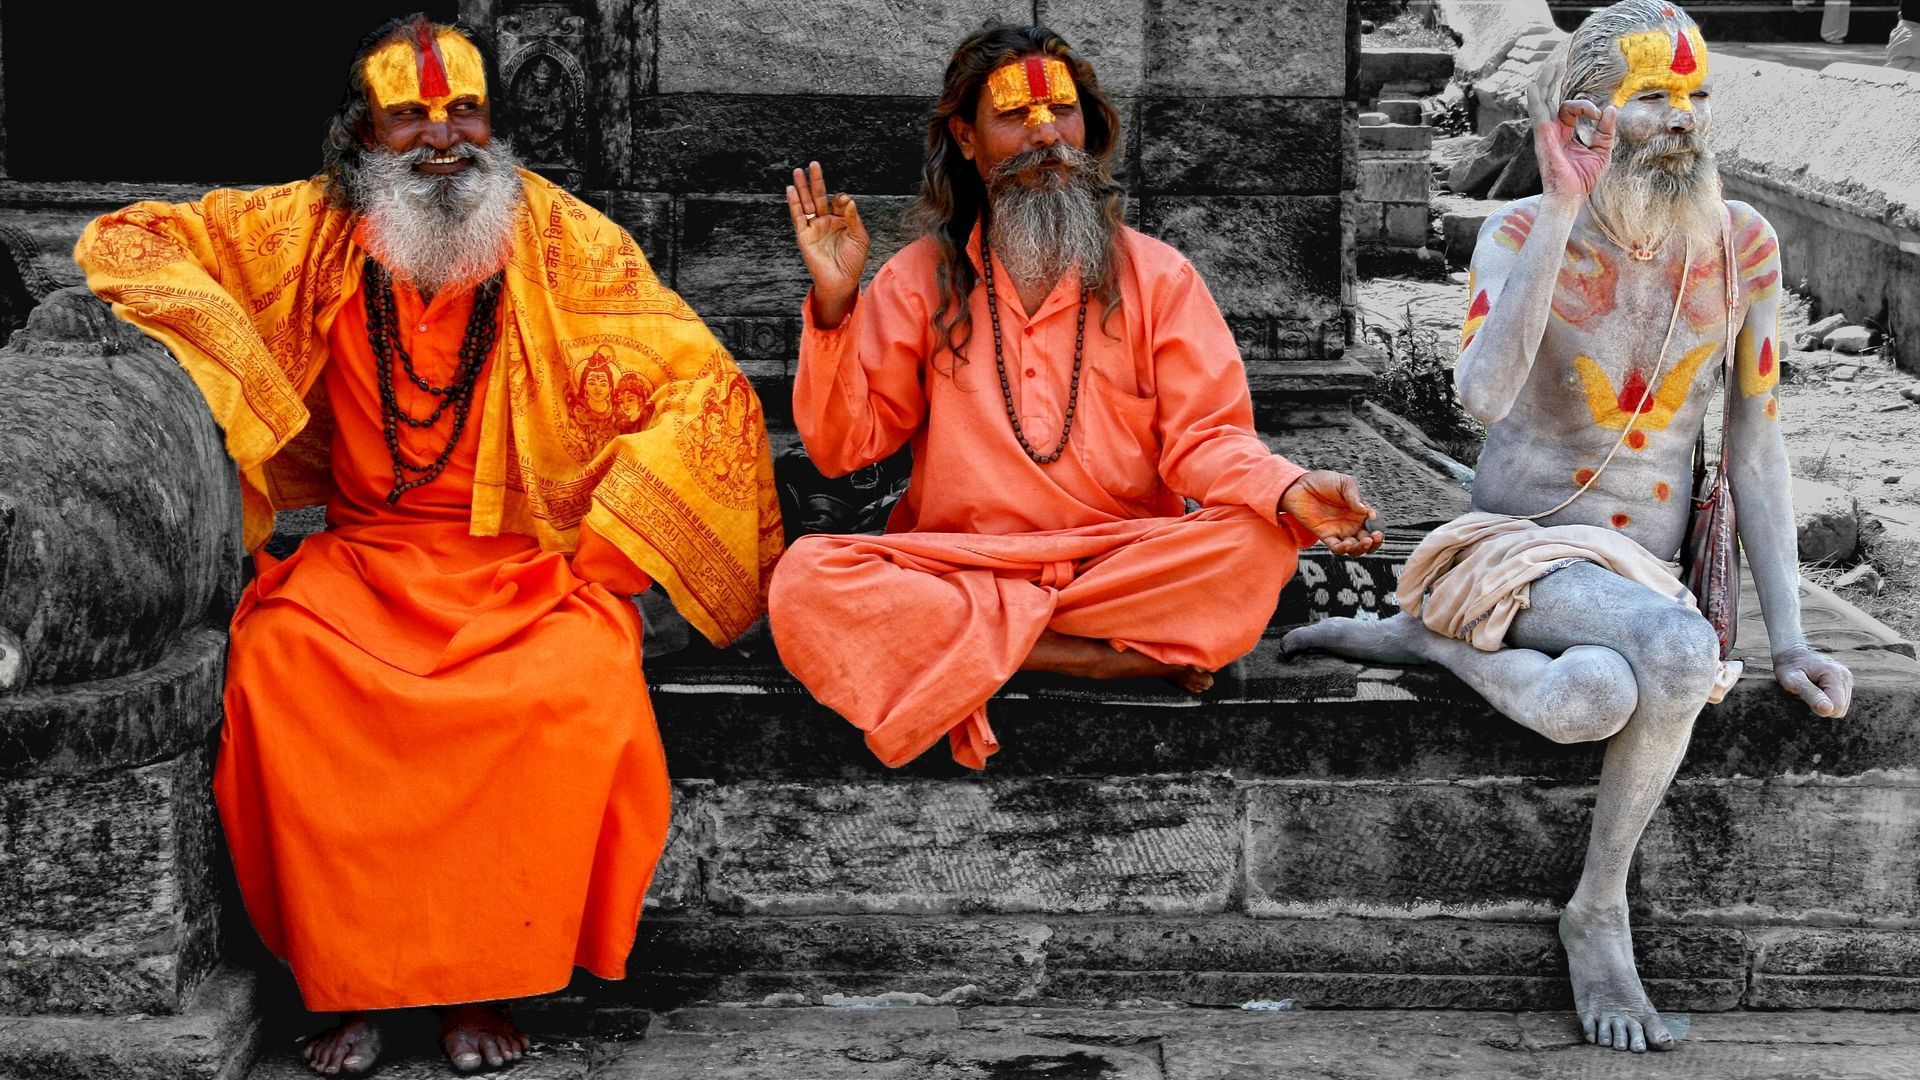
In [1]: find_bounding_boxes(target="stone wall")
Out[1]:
[451,0,1357,377]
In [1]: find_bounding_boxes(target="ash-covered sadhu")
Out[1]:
[1286,0,1852,1056]
[767,25,1383,769]
[74,13,779,1074]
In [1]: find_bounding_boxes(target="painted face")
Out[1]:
[364,25,489,124]
[986,56,1079,128]
[1612,25,1708,110]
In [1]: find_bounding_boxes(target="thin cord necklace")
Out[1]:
[1587,192,1666,262]
[363,257,504,504]
[980,235,1089,465]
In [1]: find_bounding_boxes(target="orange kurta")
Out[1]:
[213,273,667,1011]
[768,226,1317,768]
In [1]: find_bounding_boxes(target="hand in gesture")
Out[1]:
[786,161,869,329]
[1280,471,1385,557]
[1527,43,1618,200]
[1772,642,1854,718]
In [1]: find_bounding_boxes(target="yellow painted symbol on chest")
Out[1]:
[1575,342,1716,431]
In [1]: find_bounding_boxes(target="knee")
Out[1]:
[1197,506,1297,594]
[767,536,834,625]
[1628,607,1722,713]
[1533,646,1636,744]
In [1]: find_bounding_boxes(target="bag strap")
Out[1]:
[1715,201,1739,477]
[1520,230,1695,521]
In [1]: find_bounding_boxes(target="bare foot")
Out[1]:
[304,1013,382,1075]
[439,1003,530,1073]
[1280,612,1430,664]
[1559,903,1677,1053]
[1022,629,1214,692]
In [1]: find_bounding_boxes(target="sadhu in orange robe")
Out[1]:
[75,172,780,1011]
[769,226,1318,770]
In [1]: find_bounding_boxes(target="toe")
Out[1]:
[1612,1017,1631,1051]
[1628,1019,1647,1053]
[482,1034,506,1067]
[1580,1013,1597,1044]
[1644,1013,1676,1050]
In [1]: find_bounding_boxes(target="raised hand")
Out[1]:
[786,161,869,329]
[1280,470,1385,557]
[1527,44,1618,199]
[1772,642,1853,718]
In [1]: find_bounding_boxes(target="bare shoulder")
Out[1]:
[1474,195,1551,257]
[1726,200,1783,300]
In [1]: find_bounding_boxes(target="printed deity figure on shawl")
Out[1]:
[1286,0,1853,1056]
[73,14,780,1075]
[767,24,1385,771]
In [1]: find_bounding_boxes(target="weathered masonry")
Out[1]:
[2,4,1918,1080]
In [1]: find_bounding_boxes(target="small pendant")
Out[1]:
[1630,248,1656,262]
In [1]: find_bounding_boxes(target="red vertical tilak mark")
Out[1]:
[1023,55,1050,102]
[1670,30,1697,75]
[416,24,450,98]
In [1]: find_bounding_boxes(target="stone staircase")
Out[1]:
[8,246,1920,1080]
[1356,46,1449,260]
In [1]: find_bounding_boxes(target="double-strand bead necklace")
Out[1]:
[980,235,1090,465]
[363,256,505,504]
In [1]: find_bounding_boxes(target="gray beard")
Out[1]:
[352,140,524,295]
[1593,131,1725,255]
[985,144,1113,292]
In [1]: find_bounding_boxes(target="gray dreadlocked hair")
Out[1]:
[1562,0,1702,106]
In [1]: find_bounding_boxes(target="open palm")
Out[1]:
[786,161,868,327]
[1280,470,1384,556]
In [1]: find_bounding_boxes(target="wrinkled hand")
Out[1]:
[1527,43,1618,199]
[785,161,869,329]
[1773,642,1853,717]
[1280,471,1385,557]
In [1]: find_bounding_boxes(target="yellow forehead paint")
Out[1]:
[986,56,1078,127]
[1612,24,1707,109]
[364,24,488,123]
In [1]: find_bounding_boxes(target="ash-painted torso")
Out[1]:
[1464,196,1781,561]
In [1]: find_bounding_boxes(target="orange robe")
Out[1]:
[217,276,665,1009]
[74,177,781,1010]
[768,226,1317,769]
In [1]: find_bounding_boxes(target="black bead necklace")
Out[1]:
[363,257,504,504]
[981,235,1089,465]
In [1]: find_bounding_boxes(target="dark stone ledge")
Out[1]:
[0,626,226,780]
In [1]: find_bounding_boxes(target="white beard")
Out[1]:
[985,143,1113,292]
[1593,131,1725,256]
[352,139,523,295]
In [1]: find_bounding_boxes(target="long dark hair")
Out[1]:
[902,24,1127,370]
[318,14,494,209]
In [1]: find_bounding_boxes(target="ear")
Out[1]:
[947,112,977,161]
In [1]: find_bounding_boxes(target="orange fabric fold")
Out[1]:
[74,171,780,645]
[210,275,669,1010]
[770,506,1300,769]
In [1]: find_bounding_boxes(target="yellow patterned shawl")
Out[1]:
[75,170,780,645]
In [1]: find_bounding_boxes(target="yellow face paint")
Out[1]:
[986,56,1078,127]
[364,26,488,123]
[1612,25,1708,109]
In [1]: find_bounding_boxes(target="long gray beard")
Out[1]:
[1594,130,1725,255]
[985,144,1114,291]
[352,140,523,295]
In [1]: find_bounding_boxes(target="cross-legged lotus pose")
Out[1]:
[1285,0,1852,1053]
[767,24,1382,770]
[75,14,778,1075]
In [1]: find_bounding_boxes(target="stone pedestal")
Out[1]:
[0,289,257,1077]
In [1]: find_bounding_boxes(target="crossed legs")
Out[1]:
[1285,562,1719,1051]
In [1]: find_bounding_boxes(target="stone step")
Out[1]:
[1376,97,1425,126]
[1434,193,1513,264]
[1358,122,1435,155]
[238,1005,1920,1079]
[3,967,262,1080]
[1357,47,1456,100]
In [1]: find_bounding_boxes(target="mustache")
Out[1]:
[987,143,1095,185]
[394,142,484,168]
